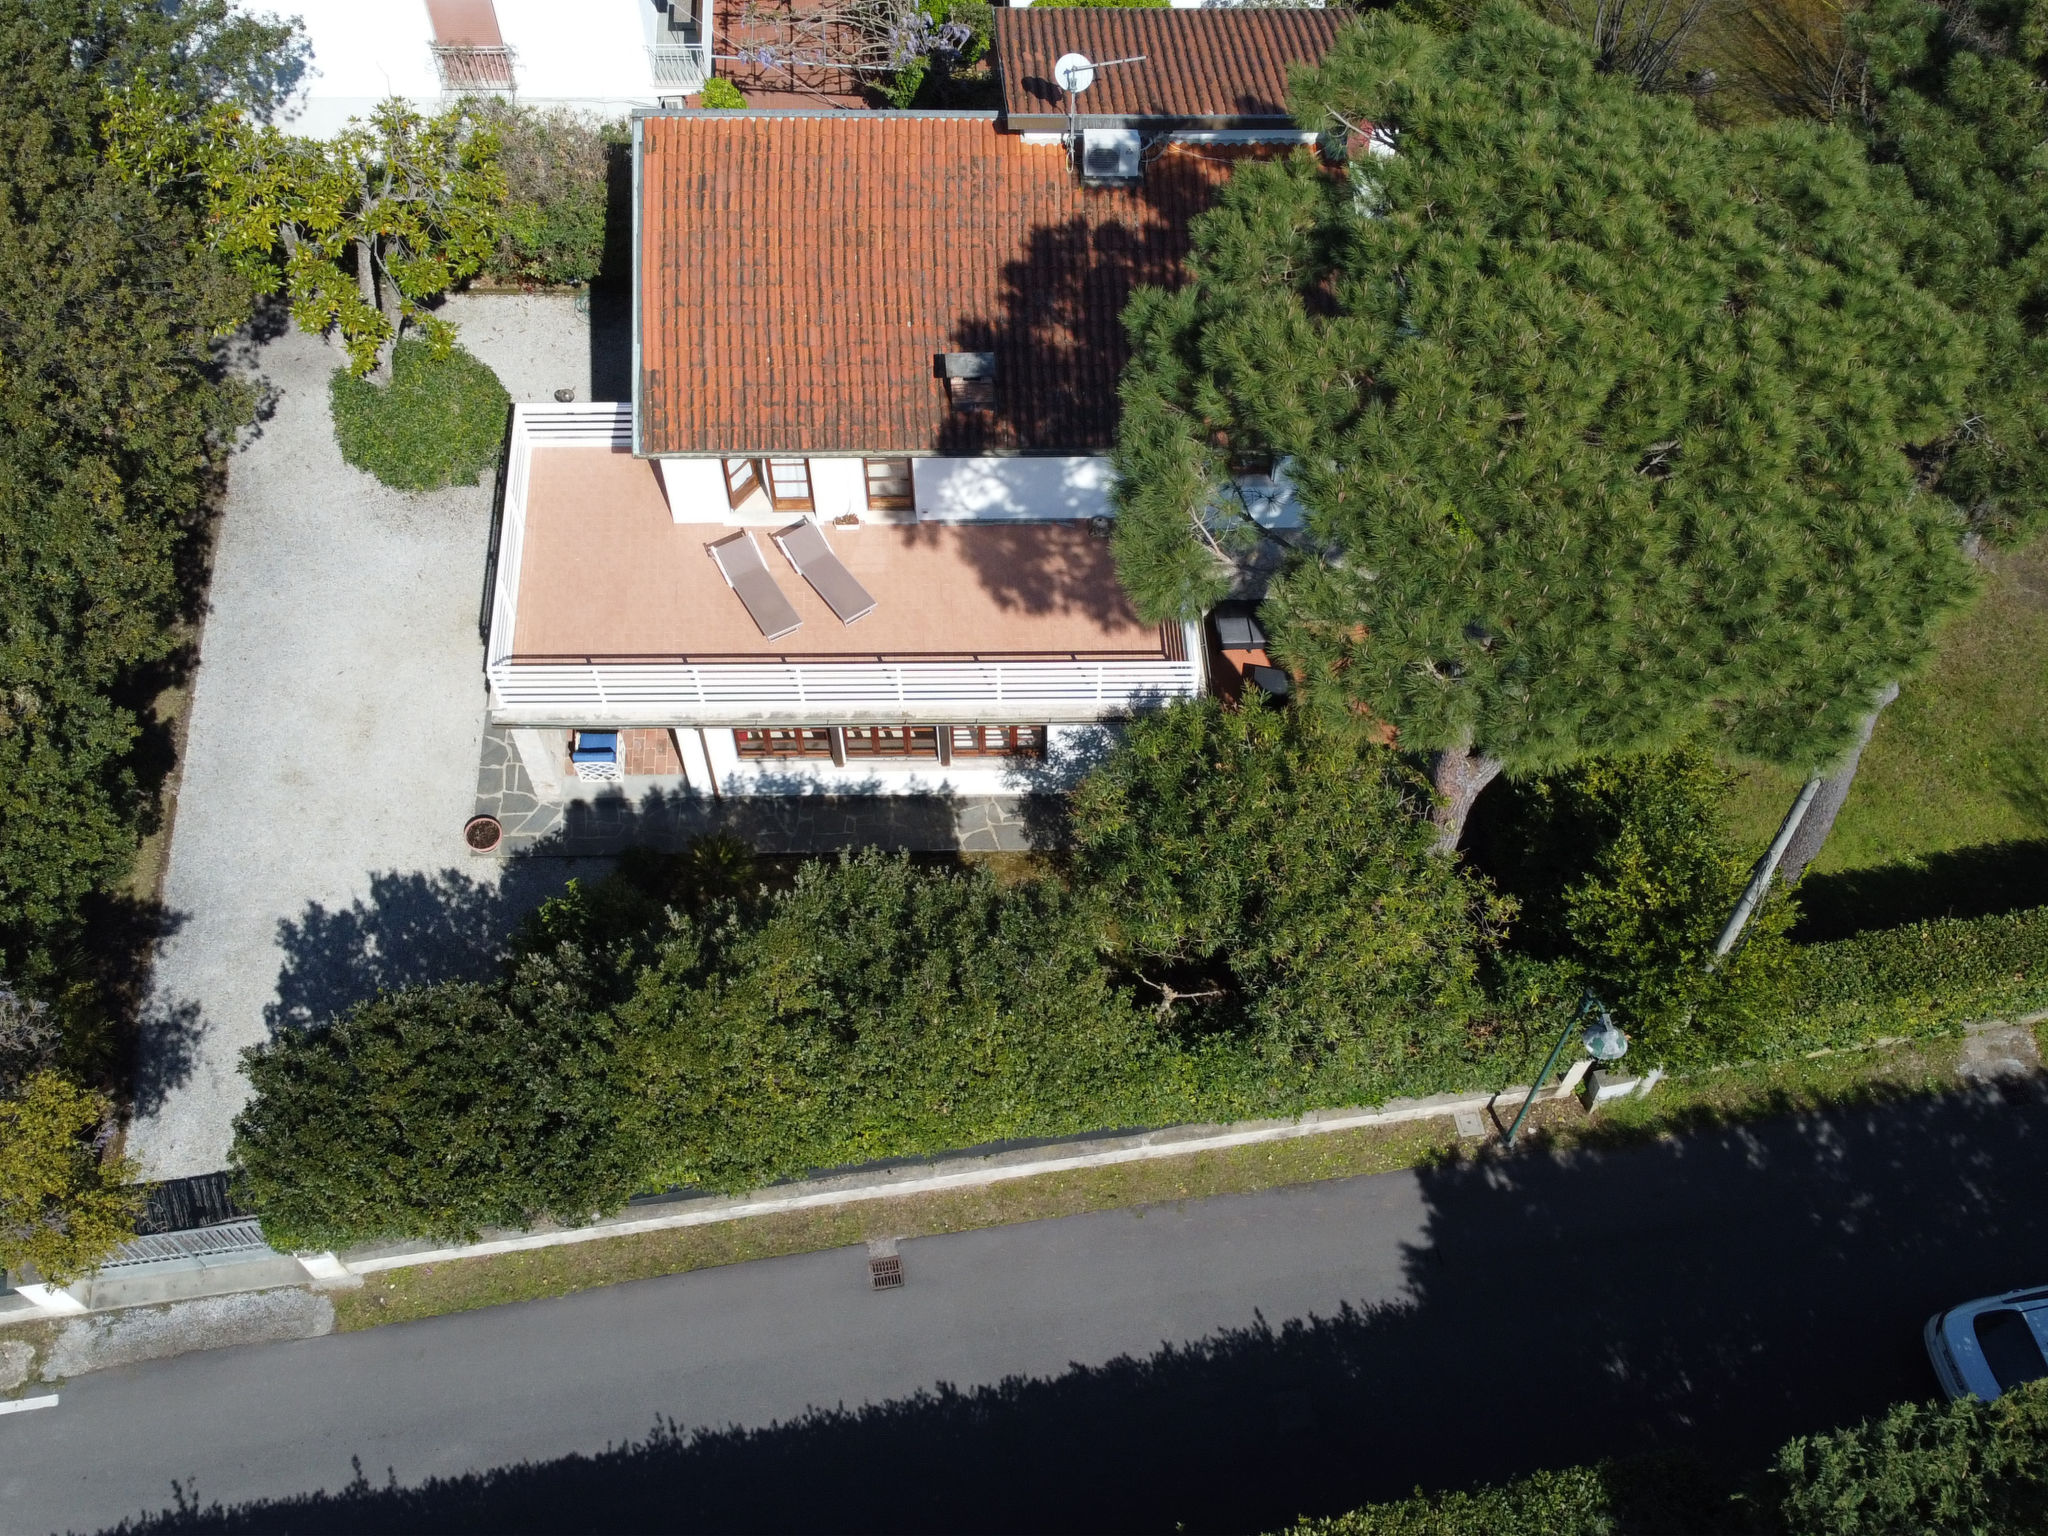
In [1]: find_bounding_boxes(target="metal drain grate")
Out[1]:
[866,1237,904,1291]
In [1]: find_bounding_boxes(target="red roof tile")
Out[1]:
[994,7,1345,130]
[634,112,1239,456]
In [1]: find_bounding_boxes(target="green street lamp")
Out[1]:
[1502,990,1627,1147]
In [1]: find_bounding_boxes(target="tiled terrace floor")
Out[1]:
[472,728,1043,855]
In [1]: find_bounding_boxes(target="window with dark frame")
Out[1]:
[947,726,1046,759]
[841,725,938,758]
[865,458,914,512]
[734,727,834,759]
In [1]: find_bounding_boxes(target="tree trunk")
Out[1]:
[1777,680,1900,886]
[357,234,397,385]
[1430,745,1504,855]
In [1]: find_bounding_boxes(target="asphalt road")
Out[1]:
[9,1079,2048,1535]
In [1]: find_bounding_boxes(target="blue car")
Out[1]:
[1925,1285,2048,1401]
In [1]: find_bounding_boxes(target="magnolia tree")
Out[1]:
[112,91,506,380]
[1110,4,1976,848]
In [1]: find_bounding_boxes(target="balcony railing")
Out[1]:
[431,43,517,94]
[647,42,711,92]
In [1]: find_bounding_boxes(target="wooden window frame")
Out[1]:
[946,725,1046,759]
[733,727,834,760]
[764,458,814,513]
[723,457,762,511]
[840,725,939,760]
[864,458,915,513]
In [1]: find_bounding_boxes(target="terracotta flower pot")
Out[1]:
[464,814,504,853]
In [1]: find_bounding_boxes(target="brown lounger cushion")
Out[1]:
[707,531,803,640]
[774,520,877,626]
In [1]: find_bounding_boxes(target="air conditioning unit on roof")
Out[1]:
[1079,128,1142,186]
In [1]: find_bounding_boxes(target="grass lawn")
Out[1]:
[1723,537,2048,878]
[329,1029,1996,1333]
[330,339,510,492]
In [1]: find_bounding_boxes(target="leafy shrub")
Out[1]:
[1279,1381,2048,1535]
[330,339,509,492]
[465,102,624,286]
[1783,905,2048,1050]
[624,853,1198,1194]
[1773,1381,2048,1535]
[0,1071,141,1283]
[233,971,648,1250]
[700,78,747,109]
[1473,745,1799,1066]
[1071,700,1507,1078]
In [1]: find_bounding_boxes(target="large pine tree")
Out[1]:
[1854,0,2048,550]
[1112,3,1976,843]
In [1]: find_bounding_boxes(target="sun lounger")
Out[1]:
[707,532,803,641]
[774,520,877,626]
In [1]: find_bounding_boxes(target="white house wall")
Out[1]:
[653,454,1118,525]
[703,723,1114,798]
[254,0,677,139]
[913,456,1115,522]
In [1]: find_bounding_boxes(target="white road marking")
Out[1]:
[0,1395,57,1417]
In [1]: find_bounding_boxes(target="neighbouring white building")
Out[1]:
[246,0,710,138]
[481,8,1341,804]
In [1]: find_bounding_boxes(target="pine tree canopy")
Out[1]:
[1856,0,2048,548]
[1111,2,1978,774]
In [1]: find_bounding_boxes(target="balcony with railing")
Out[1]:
[483,407,1205,727]
[430,42,518,94]
[647,41,712,92]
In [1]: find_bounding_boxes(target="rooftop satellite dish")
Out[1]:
[1053,51,1096,94]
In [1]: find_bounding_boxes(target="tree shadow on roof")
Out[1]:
[97,1078,2048,1535]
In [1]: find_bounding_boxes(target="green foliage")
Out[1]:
[879,0,998,108]
[466,102,623,286]
[1281,1467,1623,1536]
[329,339,510,492]
[0,1071,142,1283]
[626,853,1190,1194]
[1114,3,1975,777]
[1784,903,2048,1048]
[109,92,508,377]
[1280,1382,2048,1535]
[1773,1381,2048,1534]
[0,0,291,980]
[1478,746,1799,1064]
[1071,700,1507,1079]
[699,77,748,109]
[233,972,648,1250]
[1854,0,2048,548]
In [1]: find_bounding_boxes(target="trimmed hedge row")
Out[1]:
[1785,904,2048,1048]
[1278,1379,2048,1536]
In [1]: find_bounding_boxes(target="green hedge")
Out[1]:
[1280,1380,2048,1535]
[330,340,509,492]
[1784,906,2048,1048]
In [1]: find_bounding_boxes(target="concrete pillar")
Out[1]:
[296,1252,358,1287]
[510,728,566,799]
[674,726,715,795]
[1553,1058,1592,1100]
[11,1283,87,1316]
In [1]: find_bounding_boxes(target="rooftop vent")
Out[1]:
[1080,128,1142,186]
[941,351,997,412]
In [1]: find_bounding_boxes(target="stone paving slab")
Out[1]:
[471,727,1049,855]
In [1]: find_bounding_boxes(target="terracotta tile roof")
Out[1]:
[635,112,1238,456]
[994,7,1346,130]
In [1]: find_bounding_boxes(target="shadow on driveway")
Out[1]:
[105,1079,2048,1534]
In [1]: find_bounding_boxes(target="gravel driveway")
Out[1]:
[128,296,611,1179]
